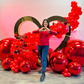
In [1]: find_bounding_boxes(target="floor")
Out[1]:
[0,61,84,84]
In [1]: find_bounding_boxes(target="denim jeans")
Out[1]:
[37,45,49,71]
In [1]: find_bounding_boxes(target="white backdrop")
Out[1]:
[0,0,84,41]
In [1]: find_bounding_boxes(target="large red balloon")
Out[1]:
[0,38,15,61]
[2,58,13,69]
[68,62,82,75]
[49,52,68,72]
[20,60,31,72]
[62,40,84,66]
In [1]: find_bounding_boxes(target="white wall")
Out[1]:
[0,0,84,41]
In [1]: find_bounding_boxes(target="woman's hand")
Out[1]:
[44,27,50,33]
[39,27,50,33]
[39,27,44,32]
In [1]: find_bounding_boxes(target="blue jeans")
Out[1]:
[37,45,49,71]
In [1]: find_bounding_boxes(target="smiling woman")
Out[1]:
[32,19,59,82]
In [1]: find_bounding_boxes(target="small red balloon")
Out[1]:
[11,67,15,71]
[63,73,68,77]
[14,69,18,73]
[67,72,71,77]
[64,68,68,73]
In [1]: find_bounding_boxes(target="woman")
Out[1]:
[32,19,59,82]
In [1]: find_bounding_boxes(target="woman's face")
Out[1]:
[43,20,48,27]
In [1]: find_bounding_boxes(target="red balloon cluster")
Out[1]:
[62,40,84,67]
[62,68,71,77]
[9,34,39,72]
[67,1,82,30]
[57,21,69,34]
[50,21,69,38]
[49,1,82,34]
[0,34,83,76]
[49,52,68,72]
[10,59,20,73]
[49,51,82,77]
[0,33,53,73]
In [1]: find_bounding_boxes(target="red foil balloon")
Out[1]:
[62,40,84,66]
[20,60,31,72]
[68,62,82,75]
[49,52,68,72]
[0,38,15,61]
[2,58,13,69]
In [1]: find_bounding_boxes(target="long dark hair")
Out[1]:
[41,19,50,29]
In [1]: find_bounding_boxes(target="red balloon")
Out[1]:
[11,67,15,71]
[57,24,63,33]
[62,40,84,66]
[0,38,15,61]
[63,73,68,77]
[79,11,82,15]
[67,72,71,77]
[68,62,82,75]
[64,68,68,73]
[2,58,13,69]
[49,52,68,72]
[62,25,69,34]
[14,69,18,73]
[17,57,23,64]
[20,60,31,72]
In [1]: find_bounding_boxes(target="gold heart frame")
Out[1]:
[14,16,71,52]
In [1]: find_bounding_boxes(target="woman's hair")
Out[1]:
[41,19,50,29]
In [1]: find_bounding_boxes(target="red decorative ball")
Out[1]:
[62,40,84,66]
[2,58,13,69]
[68,62,82,75]
[67,72,71,77]
[11,67,15,71]
[49,52,68,72]
[0,38,15,61]
[20,60,31,72]
[64,68,68,73]
[63,73,68,77]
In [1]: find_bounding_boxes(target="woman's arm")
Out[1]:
[32,27,44,34]
[32,29,40,34]
[50,29,59,35]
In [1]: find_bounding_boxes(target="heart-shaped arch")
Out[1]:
[14,16,71,52]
